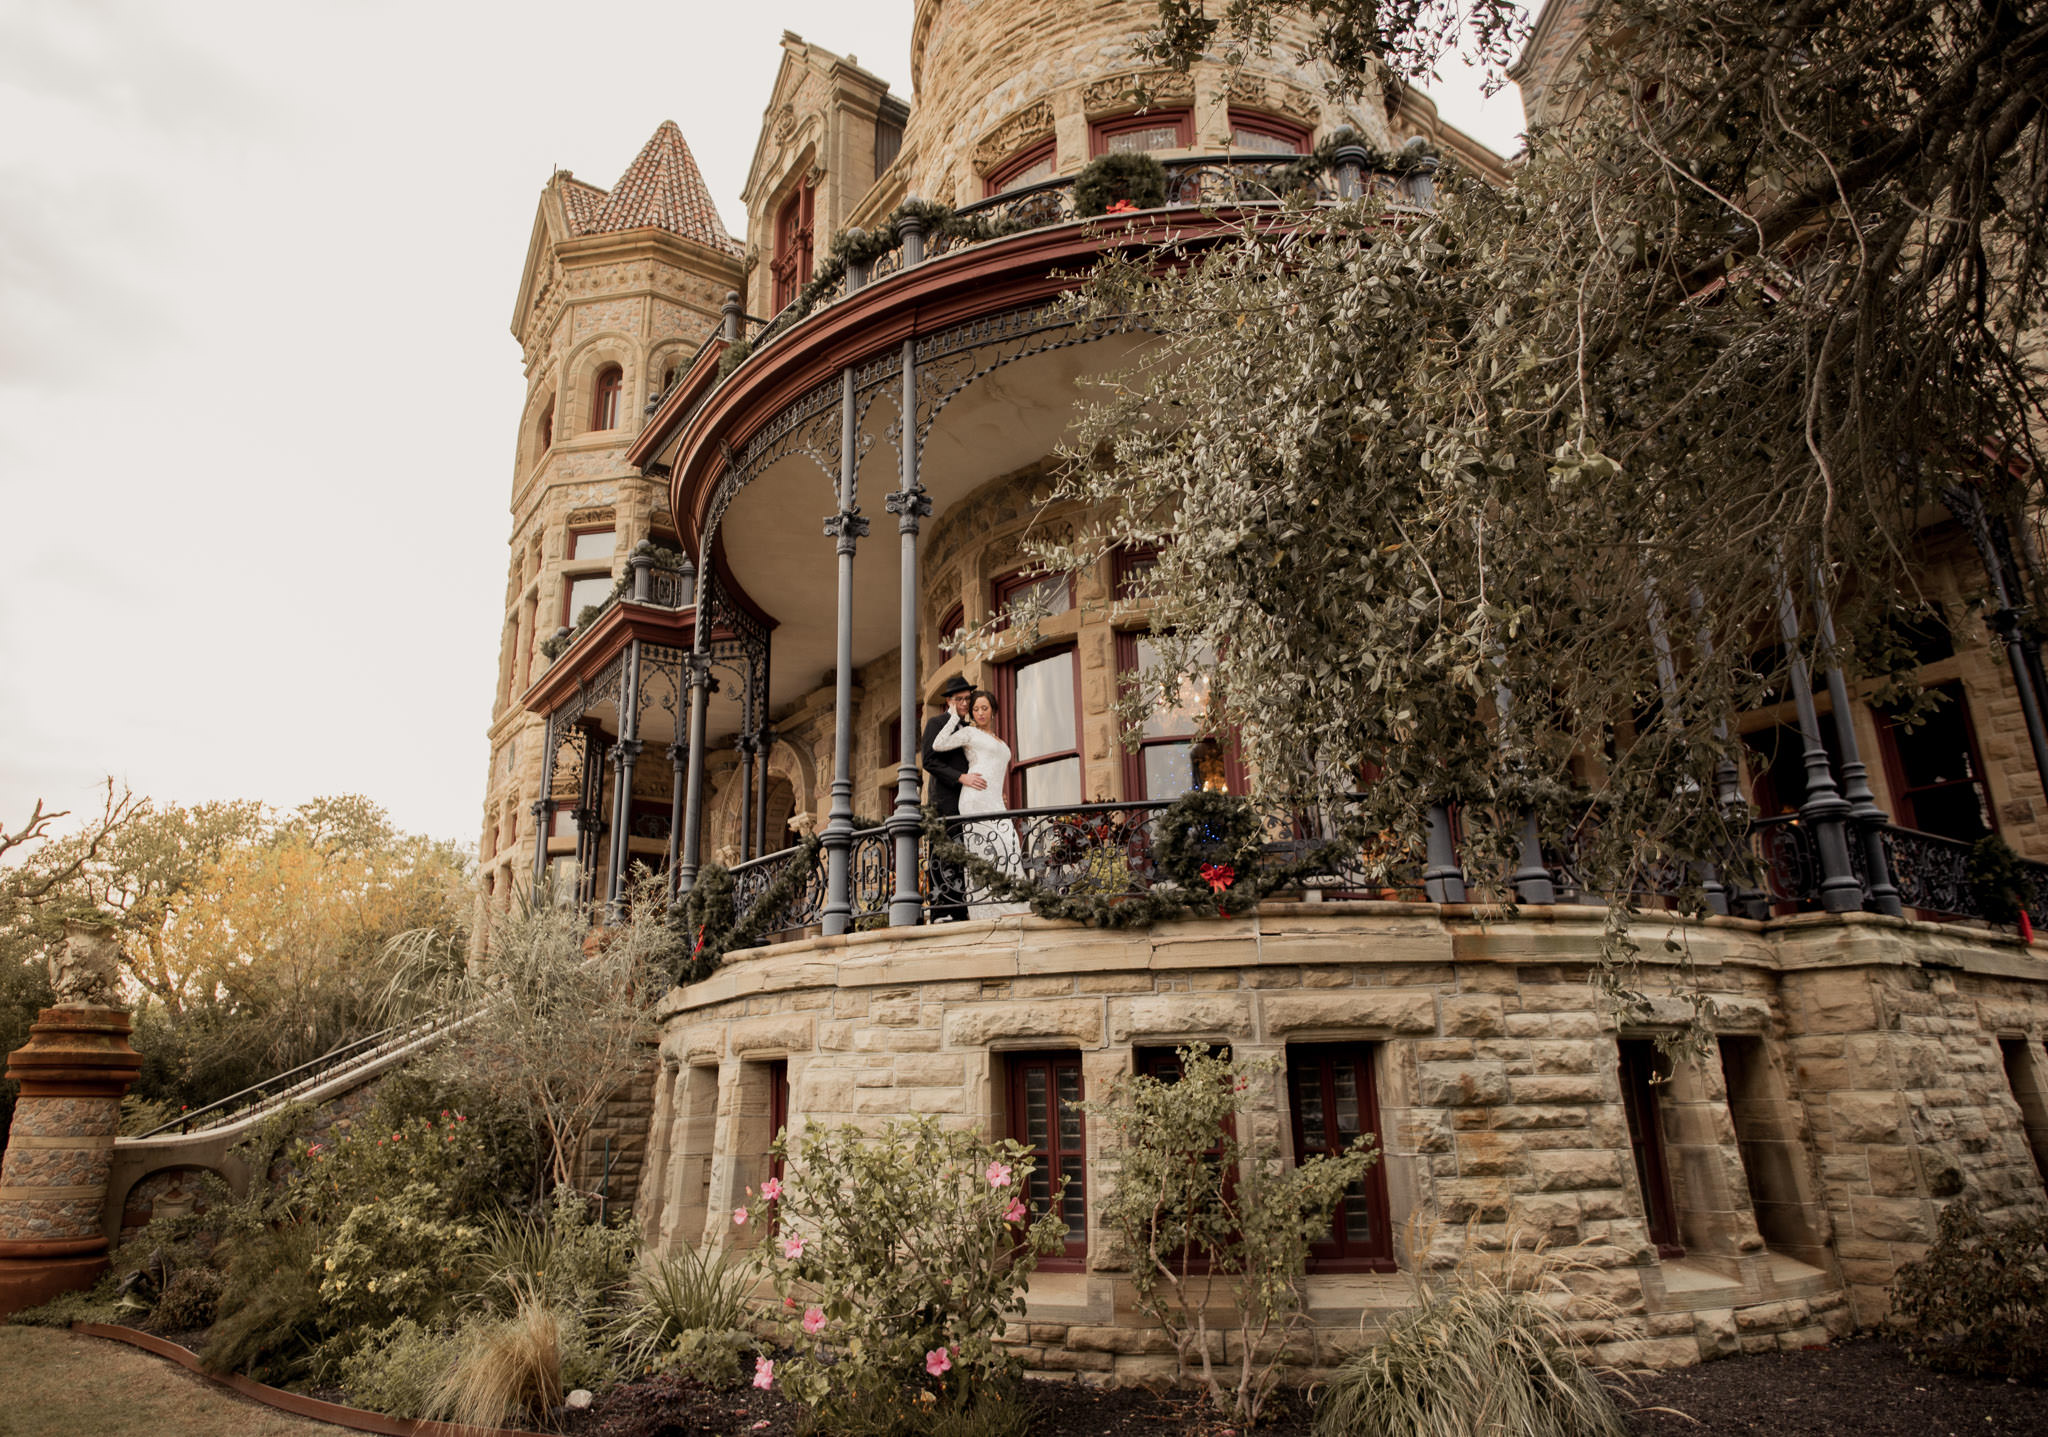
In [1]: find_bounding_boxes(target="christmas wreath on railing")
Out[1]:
[667,833,824,985]
[920,789,1343,928]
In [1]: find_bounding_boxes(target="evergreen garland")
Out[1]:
[920,791,1344,927]
[1073,152,1170,217]
[1969,834,2034,928]
[668,833,825,985]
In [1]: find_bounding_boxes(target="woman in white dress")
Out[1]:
[931,691,1029,918]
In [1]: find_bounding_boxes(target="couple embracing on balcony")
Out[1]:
[921,674,1029,923]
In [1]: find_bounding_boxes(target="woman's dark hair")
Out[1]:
[971,689,998,715]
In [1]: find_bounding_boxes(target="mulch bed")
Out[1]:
[568,1339,2047,1437]
[568,1375,1312,1437]
[1616,1335,2048,1436]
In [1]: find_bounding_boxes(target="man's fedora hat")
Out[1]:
[939,675,973,698]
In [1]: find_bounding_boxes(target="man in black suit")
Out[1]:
[921,674,984,921]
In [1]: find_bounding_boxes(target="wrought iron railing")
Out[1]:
[737,152,1434,368]
[135,1007,467,1138]
[704,799,2048,959]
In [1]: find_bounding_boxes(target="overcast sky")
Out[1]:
[0,0,1525,846]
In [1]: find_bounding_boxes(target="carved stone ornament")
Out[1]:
[566,506,615,528]
[788,810,820,839]
[1083,70,1195,116]
[1230,70,1320,122]
[972,99,1056,173]
[49,920,122,1008]
[773,104,796,142]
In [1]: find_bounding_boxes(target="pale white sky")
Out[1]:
[0,0,1524,845]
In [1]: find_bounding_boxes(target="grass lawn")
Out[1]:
[0,1325,336,1437]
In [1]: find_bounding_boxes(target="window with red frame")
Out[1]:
[936,602,965,656]
[992,569,1073,629]
[1006,1051,1086,1261]
[772,183,815,312]
[997,646,1082,809]
[984,137,1056,196]
[1876,681,1996,842]
[1113,546,1158,601]
[1618,1040,1685,1258]
[766,1057,790,1197]
[1286,1043,1396,1269]
[1116,631,1244,799]
[1227,110,1311,154]
[1090,108,1192,157]
[590,365,622,431]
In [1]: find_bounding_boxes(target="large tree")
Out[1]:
[1016,0,2047,923]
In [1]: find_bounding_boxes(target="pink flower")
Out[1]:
[753,1356,775,1390]
[985,1161,1012,1188]
[784,1236,805,1260]
[925,1347,952,1377]
[1005,1198,1027,1223]
[733,1206,749,1226]
[760,1177,782,1202]
[803,1305,827,1335]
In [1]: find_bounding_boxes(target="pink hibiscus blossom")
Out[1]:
[985,1161,1012,1188]
[733,1206,749,1226]
[753,1356,775,1390]
[1005,1198,1027,1223]
[925,1347,952,1377]
[784,1236,805,1260]
[803,1306,827,1335]
[760,1177,782,1202]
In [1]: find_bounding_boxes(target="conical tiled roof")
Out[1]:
[557,175,609,233]
[579,121,740,254]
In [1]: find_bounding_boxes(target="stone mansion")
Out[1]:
[468,0,2048,1377]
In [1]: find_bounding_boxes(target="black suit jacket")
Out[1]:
[921,710,971,816]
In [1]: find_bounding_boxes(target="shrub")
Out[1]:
[1082,1045,1376,1421]
[200,1220,330,1383]
[1314,1262,1626,1437]
[288,1108,493,1223]
[434,1284,567,1429]
[753,1117,1067,1433]
[663,1326,759,1390]
[316,1180,483,1329]
[339,1318,456,1417]
[1892,1195,2048,1381]
[149,1264,224,1332]
[1073,152,1169,216]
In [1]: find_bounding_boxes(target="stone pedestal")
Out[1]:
[0,1005,143,1317]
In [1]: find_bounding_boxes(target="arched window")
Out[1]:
[1227,110,1312,155]
[590,365,622,431]
[538,401,554,454]
[984,137,1057,196]
[772,182,815,312]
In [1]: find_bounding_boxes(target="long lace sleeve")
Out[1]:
[931,712,970,752]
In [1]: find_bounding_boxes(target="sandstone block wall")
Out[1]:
[631,905,2048,1378]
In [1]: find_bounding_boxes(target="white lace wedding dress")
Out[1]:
[932,713,1029,919]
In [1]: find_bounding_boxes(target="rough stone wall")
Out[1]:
[572,1055,659,1214]
[631,906,2048,1378]
[904,0,1394,207]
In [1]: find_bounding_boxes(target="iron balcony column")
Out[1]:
[887,321,932,927]
[736,732,758,863]
[605,640,644,919]
[1422,804,1467,903]
[666,739,687,888]
[1774,567,1864,912]
[678,653,713,893]
[821,365,868,936]
[755,725,778,857]
[1811,573,1902,917]
[530,718,560,897]
[1947,484,2048,801]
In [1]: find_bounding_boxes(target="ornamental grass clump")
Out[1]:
[434,1282,567,1430]
[615,1242,761,1376]
[749,1116,1067,1436]
[1313,1260,1626,1437]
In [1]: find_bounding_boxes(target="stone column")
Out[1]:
[0,924,143,1317]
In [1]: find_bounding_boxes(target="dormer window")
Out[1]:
[1227,111,1311,155]
[985,138,1057,196]
[1090,109,1192,157]
[772,182,815,312]
[591,365,622,431]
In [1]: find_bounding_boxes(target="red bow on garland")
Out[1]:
[1199,863,1236,893]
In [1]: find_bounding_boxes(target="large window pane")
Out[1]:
[1021,756,1081,809]
[567,574,613,622]
[570,529,616,561]
[1108,124,1182,154]
[1014,652,1077,760]
[1230,125,1303,154]
[1135,636,1211,738]
[1142,743,1194,798]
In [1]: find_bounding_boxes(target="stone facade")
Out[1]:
[633,905,2048,1377]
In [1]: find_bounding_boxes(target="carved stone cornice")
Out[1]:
[972,100,1055,173]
